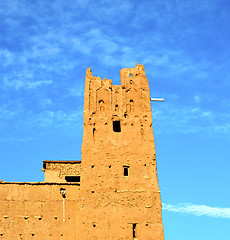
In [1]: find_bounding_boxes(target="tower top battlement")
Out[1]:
[83,63,151,122]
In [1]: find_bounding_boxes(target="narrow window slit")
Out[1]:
[93,128,96,137]
[133,223,137,238]
[113,121,121,132]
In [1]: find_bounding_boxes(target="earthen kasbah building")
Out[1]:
[0,64,164,239]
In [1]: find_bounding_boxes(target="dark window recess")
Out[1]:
[93,128,96,137]
[133,223,137,238]
[65,176,80,182]
[113,121,121,132]
[124,166,129,177]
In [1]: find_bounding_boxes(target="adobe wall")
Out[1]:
[79,64,164,239]
[0,64,164,240]
[43,161,81,183]
[0,183,80,240]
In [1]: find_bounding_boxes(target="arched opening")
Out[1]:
[130,99,134,112]
[98,100,104,111]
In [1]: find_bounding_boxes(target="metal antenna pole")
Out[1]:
[150,98,164,102]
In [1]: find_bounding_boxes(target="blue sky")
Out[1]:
[0,0,229,239]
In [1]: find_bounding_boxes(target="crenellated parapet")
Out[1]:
[83,63,151,121]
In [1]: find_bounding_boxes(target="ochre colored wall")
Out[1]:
[79,64,164,239]
[43,161,81,183]
[0,64,164,240]
[0,183,80,239]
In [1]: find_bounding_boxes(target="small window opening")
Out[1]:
[123,166,129,177]
[129,99,134,112]
[93,222,96,227]
[129,73,131,77]
[130,79,133,84]
[132,223,137,238]
[93,128,96,137]
[32,234,34,236]
[115,104,119,111]
[99,100,104,111]
[113,121,121,132]
[109,165,111,168]
[65,176,80,182]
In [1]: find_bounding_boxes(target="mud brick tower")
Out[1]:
[79,63,164,239]
[0,64,164,240]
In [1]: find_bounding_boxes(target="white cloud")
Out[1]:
[152,99,230,135]
[3,77,52,90]
[163,203,230,219]
[29,109,82,129]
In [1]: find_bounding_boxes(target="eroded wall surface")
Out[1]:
[43,161,81,183]
[80,64,164,239]
[0,183,80,239]
[0,64,164,240]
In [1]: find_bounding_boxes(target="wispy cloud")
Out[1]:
[152,95,230,135]
[3,76,52,90]
[0,0,229,141]
[32,110,82,129]
[163,203,230,219]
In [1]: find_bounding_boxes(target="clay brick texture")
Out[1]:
[0,64,164,240]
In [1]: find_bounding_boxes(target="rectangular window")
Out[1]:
[65,176,80,182]
[113,121,121,132]
[133,223,137,238]
[123,166,129,177]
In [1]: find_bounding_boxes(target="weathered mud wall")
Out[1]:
[80,64,164,240]
[0,64,164,240]
[0,183,80,239]
[43,161,81,183]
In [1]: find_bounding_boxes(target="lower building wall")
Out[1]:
[78,192,164,240]
[0,183,80,240]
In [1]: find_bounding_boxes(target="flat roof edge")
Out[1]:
[43,160,81,164]
[0,182,80,186]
